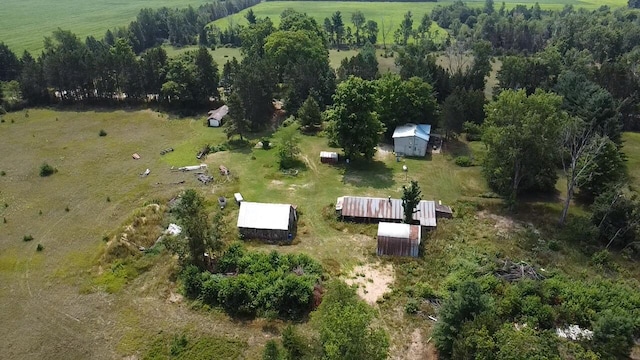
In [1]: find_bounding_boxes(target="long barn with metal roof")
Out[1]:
[335,196,437,227]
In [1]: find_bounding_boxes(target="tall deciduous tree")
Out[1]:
[374,74,438,139]
[326,76,384,160]
[277,123,302,169]
[337,42,379,81]
[175,189,212,270]
[482,89,565,204]
[402,181,422,224]
[351,11,366,46]
[312,281,389,360]
[559,117,608,225]
[396,11,414,45]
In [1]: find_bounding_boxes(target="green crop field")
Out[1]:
[0,0,212,54]
[210,0,627,36]
[1,0,628,54]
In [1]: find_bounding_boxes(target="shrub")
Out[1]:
[65,206,70,212]
[0,170,5,176]
[261,138,271,150]
[36,244,44,252]
[99,129,107,137]
[23,235,34,242]
[464,122,482,141]
[455,156,473,167]
[405,298,420,314]
[39,162,57,177]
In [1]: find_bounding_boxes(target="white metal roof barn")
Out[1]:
[237,202,298,242]
[377,222,422,257]
[335,196,437,227]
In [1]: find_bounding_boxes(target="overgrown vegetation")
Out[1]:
[180,242,323,319]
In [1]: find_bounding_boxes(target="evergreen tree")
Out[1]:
[402,181,422,224]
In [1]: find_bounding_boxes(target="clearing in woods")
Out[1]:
[2,108,640,358]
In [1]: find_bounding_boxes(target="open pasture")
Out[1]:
[1,108,640,358]
[0,108,486,358]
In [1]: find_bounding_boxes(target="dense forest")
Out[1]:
[2,0,640,358]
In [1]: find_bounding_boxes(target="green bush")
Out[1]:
[99,129,107,137]
[39,162,57,177]
[36,244,44,252]
[23,235,34,242]
[182,244,323,320]
[463,122,482,141]
[405,298,420,314]
[454,156,473,167]
[0,170,5,176]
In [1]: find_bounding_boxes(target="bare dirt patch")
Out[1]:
[477,210,523,238]
[344,263,394,305]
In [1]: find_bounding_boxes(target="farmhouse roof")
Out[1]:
[237,202,293,231]
[336,196,437,227]
[207,105,229,121]
[392,124,431,142]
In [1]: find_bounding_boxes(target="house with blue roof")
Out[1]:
[391,123,431,157]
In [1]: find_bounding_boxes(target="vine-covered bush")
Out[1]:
[181,243,323,319]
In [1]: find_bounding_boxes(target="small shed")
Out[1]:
[234,193,244,205]
[207,105,229,127]
[237,202,297,242]
[377,222,421,257]
[320,151,338,164]
[392,124,431,157]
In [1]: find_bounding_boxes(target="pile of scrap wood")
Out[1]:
[494,259,545,282]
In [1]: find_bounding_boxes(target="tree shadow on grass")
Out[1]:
[341,159,395,189]
[442,138,472,157]
[226,138,253,154]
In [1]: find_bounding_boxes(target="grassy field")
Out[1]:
[1,108,639,358]
[0,0,213,54]
[209,0,627,36]
[2,0,628,54]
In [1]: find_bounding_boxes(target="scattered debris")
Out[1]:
[159,147,174,155]
[219,165,229,176]
[234,192,244,205]
[176,164,207,172]
[428,315,438,322]
[218,196,227,209]
[196,174,213,184]
[494,259,545,282]
[556,325,593,340]
[132,153,140,160]
[281,169,299,176]
[165,223,182,236]
[140,168,150,177]
[196,145,210,159]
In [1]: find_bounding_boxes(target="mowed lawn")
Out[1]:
[0,0,212,54]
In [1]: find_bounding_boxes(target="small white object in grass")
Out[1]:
[165,223,182,236]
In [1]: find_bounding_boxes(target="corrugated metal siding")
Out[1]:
[338,196,436,227]
[377,223,421,257]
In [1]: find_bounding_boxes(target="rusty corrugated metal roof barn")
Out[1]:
[377,222,421,257]
[335,196,436,227]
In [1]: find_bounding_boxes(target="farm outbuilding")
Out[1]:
[207,105,229,127]
[377,222,421,257]
[237,202,297,242]
[335,196,437,228]
[320,151,338,164]
[392,124,431,157]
